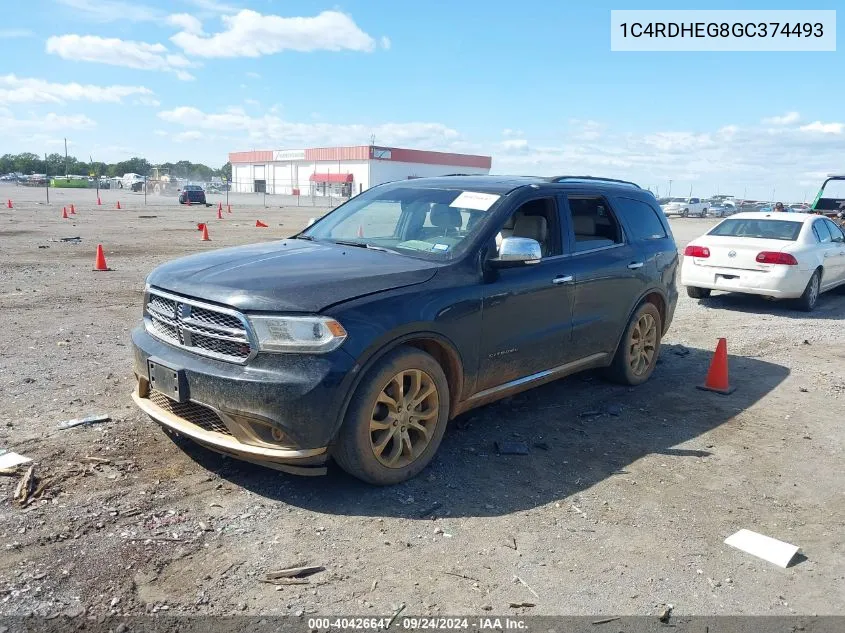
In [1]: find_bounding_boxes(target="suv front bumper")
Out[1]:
[131,325,358,475]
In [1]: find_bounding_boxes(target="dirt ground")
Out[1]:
[0,183,842,619]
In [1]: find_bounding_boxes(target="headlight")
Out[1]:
[247,315,347,353]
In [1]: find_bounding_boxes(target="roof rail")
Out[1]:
[546,175,641,189]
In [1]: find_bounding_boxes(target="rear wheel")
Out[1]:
[605,303,662,386]
[682,209,689,218]
[333,347,450,485]
[796,269,821,312]
[686,286,711,299]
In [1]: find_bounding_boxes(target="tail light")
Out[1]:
[756,251,798,265]
[684,245,710,258]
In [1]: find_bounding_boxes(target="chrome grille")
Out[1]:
[148,390,232,436]
[144,288,254,363]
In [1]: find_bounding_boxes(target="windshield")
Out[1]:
[708,218,803,241]
[300,185,503,260]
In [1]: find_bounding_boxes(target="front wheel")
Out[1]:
[682,209,689,218]
[333,347,450,485]
[796,270,821,312]
[604,303,662,386]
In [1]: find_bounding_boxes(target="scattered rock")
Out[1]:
[658,605,673,623]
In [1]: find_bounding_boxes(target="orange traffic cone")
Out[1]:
[218,202,222,213]
[227,205,232,214]
[93,244,111,271]
[116,201,121,210]
[201,224,210,241]
[697,338,735,395]
[256,220,268,228]
[217,208,223,220]
[70,204,76,214]
[197,222,205,231]
[97,196,102,206]
[356,225,364,238]
[62,207,69,219]
[7,199,12,208]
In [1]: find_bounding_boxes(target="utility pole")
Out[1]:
[668,180,673,197]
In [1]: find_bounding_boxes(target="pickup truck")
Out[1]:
[661,197,708,218]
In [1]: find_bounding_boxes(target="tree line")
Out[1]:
[0,153,232,182]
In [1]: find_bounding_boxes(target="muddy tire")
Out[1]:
[795,269,821,312]
[605,302,662,386]
[333,347,450,485]
[686,286,711,299]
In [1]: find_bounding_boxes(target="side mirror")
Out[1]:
[489,237,542,268]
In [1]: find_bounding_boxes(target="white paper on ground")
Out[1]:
[0,452,32,469]
[724,529,799,568]
[450,191,500,211]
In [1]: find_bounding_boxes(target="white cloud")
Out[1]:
[380,36,391,50]
[500,139,528,150]
[0,74,153,105]
[569,119,604,141]
[244,99,260,106]
[245,71,261,79]
[0,111,96,133]
[158,106,460,148]
[55,0,162,23]
[174,130,204,143]
[0,29,33,39]
[799,121,844,135]
[762,111,800,125]
[167,13,204,35]
[46,35,196,81]
[169,9,378,58]
[183,0,239,13]
[502,128,523,138]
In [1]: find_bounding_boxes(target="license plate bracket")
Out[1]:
[148,357,188,403]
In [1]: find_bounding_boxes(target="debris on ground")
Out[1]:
[532,441,549,451]
[265,564,325,580]
[513,575,539,599]
[724,529,800,568]
[495,441,529,455]
[658,605,673,622]
[592,617,621,625]
[0,451,32,470]
[57,414,110,430]
[674,346,691,356]
[509,602,536,608]
[606,405,622,416]
[49,237,82,243]
[418,501,442,518]
[387,603,406,628]
[13,465,36,505]
[579,410,602,418]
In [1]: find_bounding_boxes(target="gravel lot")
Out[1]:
[0,184,842,618]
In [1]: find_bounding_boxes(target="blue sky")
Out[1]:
[1,0,843,199]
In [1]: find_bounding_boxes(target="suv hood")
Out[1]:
[146,238,440,312]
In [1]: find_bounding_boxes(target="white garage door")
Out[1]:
[254,165,265,179]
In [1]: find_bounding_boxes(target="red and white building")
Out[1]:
[228,145,492,197]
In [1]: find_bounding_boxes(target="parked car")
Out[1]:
[661,197,708,218]
[178,184,207,205]
[131,175,679,484]
[810,175,845,218]
[707,205,736,218]
[681,212,845,311]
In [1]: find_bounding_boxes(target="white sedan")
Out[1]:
[681,212,845,311]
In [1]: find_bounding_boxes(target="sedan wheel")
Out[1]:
[797,270,821,312]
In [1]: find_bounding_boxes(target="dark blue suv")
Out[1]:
[131,175,678,485]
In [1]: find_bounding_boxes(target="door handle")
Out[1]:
[627,262,644,270]
[553,275,573,285]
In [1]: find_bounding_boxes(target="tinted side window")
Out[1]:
[814,220,833,244]
[614,197,667,241]
[823,219,845,242]
[566,196,624,252]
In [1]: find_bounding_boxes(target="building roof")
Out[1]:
[229,145,492,169]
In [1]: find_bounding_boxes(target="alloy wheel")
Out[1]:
[808,274,820,307]
[629,313,658,376]
[369,369,440,468]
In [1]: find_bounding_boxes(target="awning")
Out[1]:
[309,173,353,183]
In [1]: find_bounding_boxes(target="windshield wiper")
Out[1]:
[332,240,398,254]
[295,234,315,241]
